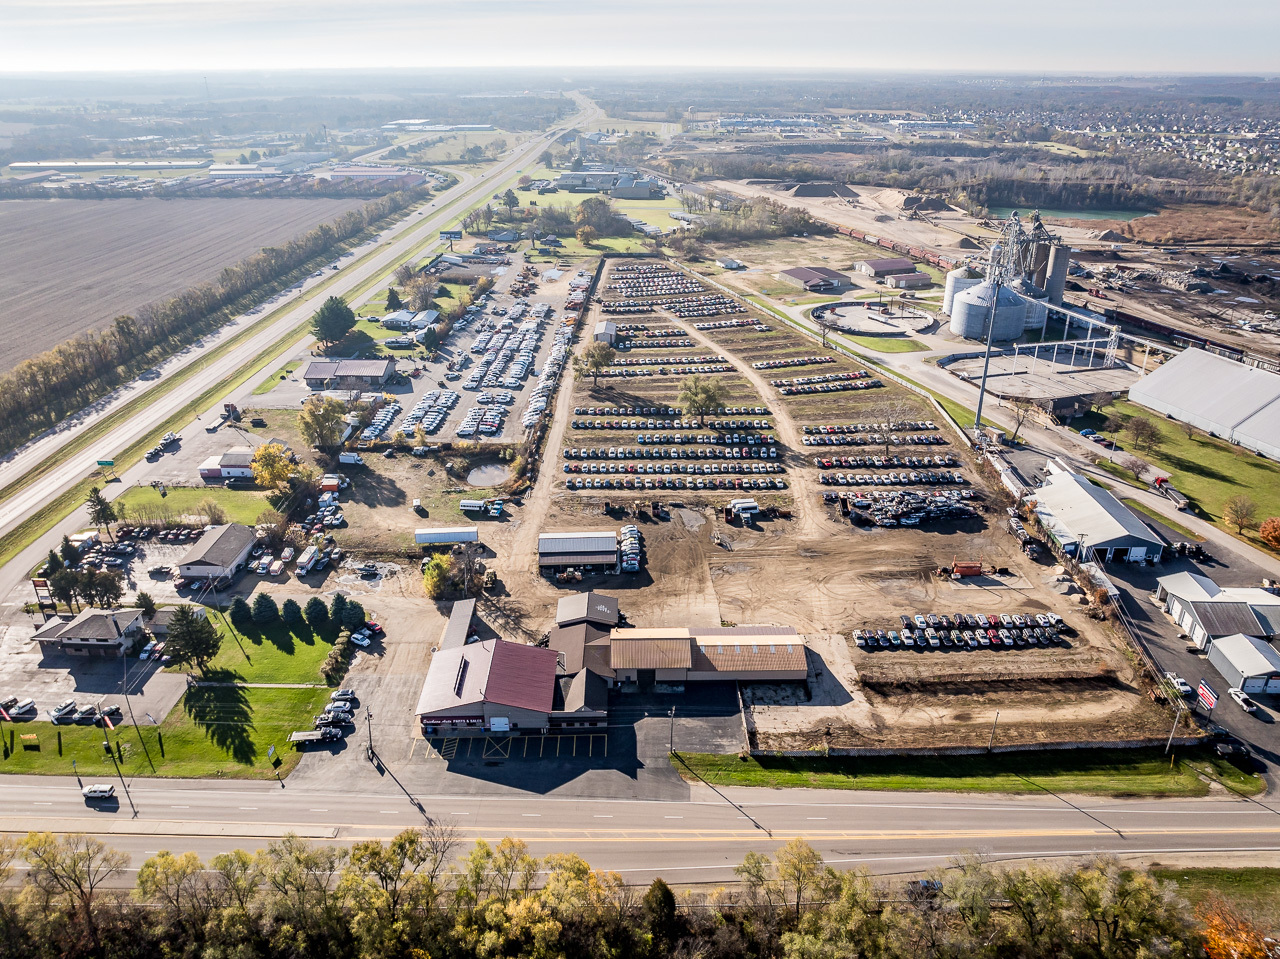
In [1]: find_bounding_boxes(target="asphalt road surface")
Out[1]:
[4,774,1279,885]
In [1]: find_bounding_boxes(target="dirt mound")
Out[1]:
[952,236,982,250]
[1089,229,1128,243]
[901,194,950,212]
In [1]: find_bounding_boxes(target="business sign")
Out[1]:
[440,229,463,240]
[96,459,115,467]
[267,744,276,760]
[1197,681,1218,711]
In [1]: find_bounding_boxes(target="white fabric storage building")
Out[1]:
[1207,634,1280,694]
[1128,349,1280,460]
[1026,468,1164,562]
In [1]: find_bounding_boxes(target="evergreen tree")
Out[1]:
[59,535,79,567]
[166,606,222,672]
[329,592,347,623]
[251,592,278,624]
[281,598,303,625]
[229,595,252,629]
[305,596,329,628]
[385,287,403,311]
[44,549,64,576]
[342,600,366,630]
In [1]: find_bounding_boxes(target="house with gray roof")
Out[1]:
[33,608,144,658]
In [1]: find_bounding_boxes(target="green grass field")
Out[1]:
[116,485,269,526]
[0,686,330,779]
[675,747,1262,798]
[1076,399,1280,554]
[205,611,337,685]
[1120,496,1204,541]
[1149,867,1280,929]
[252,359,303,395]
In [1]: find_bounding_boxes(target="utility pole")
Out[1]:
[973,278,1001,438]
[668,707,676,755]
[1165,702,1184,754]
[103,738,136,816]
[365,707,375,763]
[987,711,1000,751]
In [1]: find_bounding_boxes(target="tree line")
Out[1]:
[0,829,1262,959]
[0,187,428,456]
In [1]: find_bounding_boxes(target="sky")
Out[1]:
[3,0,1279,74]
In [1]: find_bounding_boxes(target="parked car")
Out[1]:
[1229,688,1259,713]
[350,632,372,648]
[82,784,115,800]
[330,689,357,702]
[1164,672,1193,696]
[51,700,77,720]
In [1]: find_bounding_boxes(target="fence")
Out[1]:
[754,735,1203,760]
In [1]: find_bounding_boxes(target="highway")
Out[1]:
[2,774,1278,884]
[0,95,598,601]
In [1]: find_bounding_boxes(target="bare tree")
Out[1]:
[1126,416,1163,454]
[1222,494,1259,534]
[1008,397,1038,444]
[393,263,416,286]
[1121,456,1149,482]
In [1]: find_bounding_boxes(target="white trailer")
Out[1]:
[415,526,479,546]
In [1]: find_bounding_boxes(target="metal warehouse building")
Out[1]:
[1027,467,1164,563]
[1128,349,1280,460]
[1155,571,1280,649]
[608,626,808,684]
[537,531,618,570]
[1207,634,1280,694]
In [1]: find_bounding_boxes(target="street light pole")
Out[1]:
[1165,702,1184,754]
[987,711,1000,752]
[366,707,375,763]
[668,707,676,755]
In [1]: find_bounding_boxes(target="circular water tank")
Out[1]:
[949,282,1026,341]
[943,266,982,314]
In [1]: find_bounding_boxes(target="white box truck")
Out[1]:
[415,527,479,546]
[339,452,364,466]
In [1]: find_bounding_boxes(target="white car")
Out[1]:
[82,784,115,800]
[1229,688,1258,713]
[350,632,372,648]
[1163,672,1193,696]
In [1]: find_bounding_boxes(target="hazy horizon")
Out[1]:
[5,0,1280,75]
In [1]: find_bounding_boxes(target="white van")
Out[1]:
[12,698,35,715]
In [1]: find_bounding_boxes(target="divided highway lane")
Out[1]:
[0,100,597,600]
[3,777,1279,885]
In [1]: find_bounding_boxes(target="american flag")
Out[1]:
[1198,681,1218,710]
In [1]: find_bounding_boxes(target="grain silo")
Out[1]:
[943,266,983,314]
[1046,245,1071,305]
[1010,276,1049,333]
[949,281,1026,341]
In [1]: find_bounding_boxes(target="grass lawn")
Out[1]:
[674,747,1263,798]
[252,360,302,395]
[0,686,330,779]
[1121,497,1204,542]
[204,610,337,685]
[1075,399,1280,554]
[1149,867,1280,928]
[116,485,269,526]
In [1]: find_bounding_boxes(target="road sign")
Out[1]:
[441,230,463,240]
[1197,681,1218,711]
[96,459,115,467]
[267,744,275,761]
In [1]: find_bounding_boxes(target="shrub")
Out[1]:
[251,592,278,624]
[305,596,329,628]
[280,598,302,625]
[422,555,450,598]
[229,596,252,629]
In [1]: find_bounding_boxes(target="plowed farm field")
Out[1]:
[0,197,367,371]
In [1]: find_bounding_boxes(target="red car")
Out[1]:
[364,621,384,636]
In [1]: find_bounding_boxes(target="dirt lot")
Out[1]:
[182,252,1172,757]
[0,197,367,371]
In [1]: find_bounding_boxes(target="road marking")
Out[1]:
[33,802,52,805]
[171,805,189,809]
[310,808,328,812]
[664,816,683,819]
[522,813,541,817]
[593,815,613,818]
[807,817,828,820]
[380,811,399,814]
[239,807,258,810]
